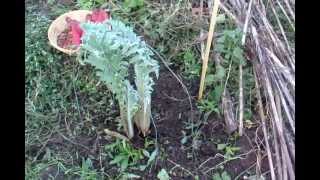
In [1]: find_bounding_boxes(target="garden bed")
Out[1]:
[32,68,269,179]
[26,0,294,179]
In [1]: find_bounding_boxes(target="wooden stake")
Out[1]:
[198,0,221,100]
[239,0,253,136]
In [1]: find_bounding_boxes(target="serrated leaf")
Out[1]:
[80,19,159,139]
[157,169,170,180]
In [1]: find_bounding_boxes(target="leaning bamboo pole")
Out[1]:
[198,0,221,100]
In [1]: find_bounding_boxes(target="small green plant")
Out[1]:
[79,19,159,138]
[197,98,220,115]
[105,140,144,171]
[104,138,158,172]
[123,0,144,12]
[76,0,105,9]
[212,171,231,180]
[180,49,201,79]
[73,158,101,180]
[157,168,170,180]
[217,143,241,160]
[215,28,245,66]
[199,27,256,124]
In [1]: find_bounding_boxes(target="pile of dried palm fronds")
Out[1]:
[216,0,295,179]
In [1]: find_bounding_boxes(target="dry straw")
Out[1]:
[219,0,295,179]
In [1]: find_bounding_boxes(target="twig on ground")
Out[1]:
[167,158,195,177]
[104,128,129,141]
[203,150,253,174]
[234,154,268,180]
[57,131,91,151]
[162,92,190,102]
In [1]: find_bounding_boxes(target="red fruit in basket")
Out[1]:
[66,17,83,45]
[59,10,111,49]
[87,9,110,23]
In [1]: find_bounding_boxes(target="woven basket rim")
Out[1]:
[48,10,92,55]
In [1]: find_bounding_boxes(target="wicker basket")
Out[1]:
[48,10,92,55]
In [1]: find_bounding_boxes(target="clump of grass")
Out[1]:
[104,138,157,173]
[26,3,115,179]
[76,0,105,10]
[179,49,201,79]
[105,140,145,171]
[111,0,202,62]
[26,156,104,179]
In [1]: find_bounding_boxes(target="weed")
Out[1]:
[76,0,105,9]
[212,170,231,180]
[105,140,144,171]
[25,156,68,180]
[182,117,204,148]
[111,0,200,60]
[157,168,170,180]
[46,1,73,17]
[25,161,49,179]
[104,138,158,173]
[197,26,256,134]
[123,0,144,12]
[198,98,220,115]
[71,158,102,180]
[217,143,241,160]
[26,4,114,179]
[180,49,201,79]
[26,156,104,180]
[216,28,245,66]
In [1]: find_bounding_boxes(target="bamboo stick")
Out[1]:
[239,0,253,136]
[198,0,221,100]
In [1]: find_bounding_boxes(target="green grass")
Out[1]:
[76,0,105,10]
[105,140,145,171]
[25,3,115,179]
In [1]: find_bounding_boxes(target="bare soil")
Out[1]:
[38,68,269,179]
